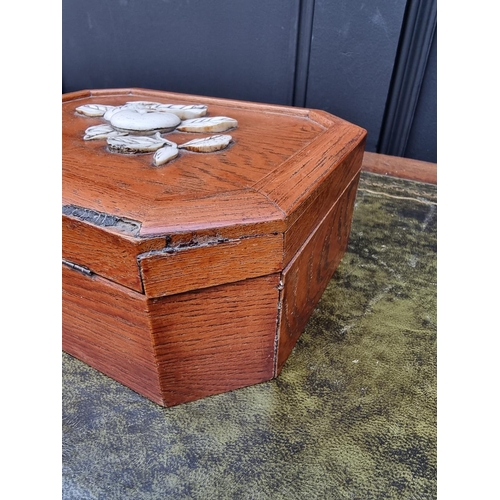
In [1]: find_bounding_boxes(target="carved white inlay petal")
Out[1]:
[177,116,238,133]
[125,101,160,109]
[104,102,162,120]
[110,109,181,135]
[83,124,126,141]
[103,106,124,121]
[107,133,174,153]
[76,104,116,117]
[179,134,232,153]
[122,101,208,119]
[155,104,208,120]
[153,145,179,166]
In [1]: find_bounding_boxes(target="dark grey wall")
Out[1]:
[404,29,437,163]
[62,0,436,162]
[62,0,300,105]
[304,0,408,152]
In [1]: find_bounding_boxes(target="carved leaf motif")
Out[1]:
[83,124,126,141]
[177,116,238,133]
[107,133,174,153]
[153,145,179,166]
[103,106,126,121]
[155,104,208,120]
[121,101,208,120]
[125,101,161,111]
[179,135,232,153]
[76,104,116,117]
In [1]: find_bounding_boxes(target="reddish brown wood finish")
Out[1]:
[63,216,165,292]
[362,151,437,184]
[276,175,360,373]
[139,233,283,298]
[62,264,164,404]
[149,274,280,406]
[62,88,367,406]
[282,139,365,265]
[63,263,280,407]
[63,89,324,232]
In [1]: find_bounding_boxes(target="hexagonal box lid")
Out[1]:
[63,88,366,298]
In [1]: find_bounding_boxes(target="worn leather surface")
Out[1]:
[62,171,437,499]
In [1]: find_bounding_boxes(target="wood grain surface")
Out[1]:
[63,263,282,407]
[282,139,365,265]
[62,264,164,404]
[63,88,365,233]
[62,88,367,406]
[362,151,437,184]
[277,174,360,373]
[139,233,283,298]
[63,88,366,296]
[149,274,281,406]
[63,215,165,292]
[63,89,325,233]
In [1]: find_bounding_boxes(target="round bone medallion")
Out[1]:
[110,109,181,135]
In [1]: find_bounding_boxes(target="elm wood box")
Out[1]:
[62,88,367,407]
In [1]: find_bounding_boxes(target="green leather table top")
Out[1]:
[62,171,437,499]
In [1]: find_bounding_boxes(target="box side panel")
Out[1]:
[139,233,283,298]
[276,173,360,373]
[283,139,365,265]
[63,215,165,293]
[62,265,164,404]
[148,274,280,407]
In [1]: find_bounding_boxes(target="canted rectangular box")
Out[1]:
[62,88,367,406]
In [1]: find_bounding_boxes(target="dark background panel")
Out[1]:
[62,0,300,105]
[304,0,408,152]
[376,0,437,163]
[404,29,437,163]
